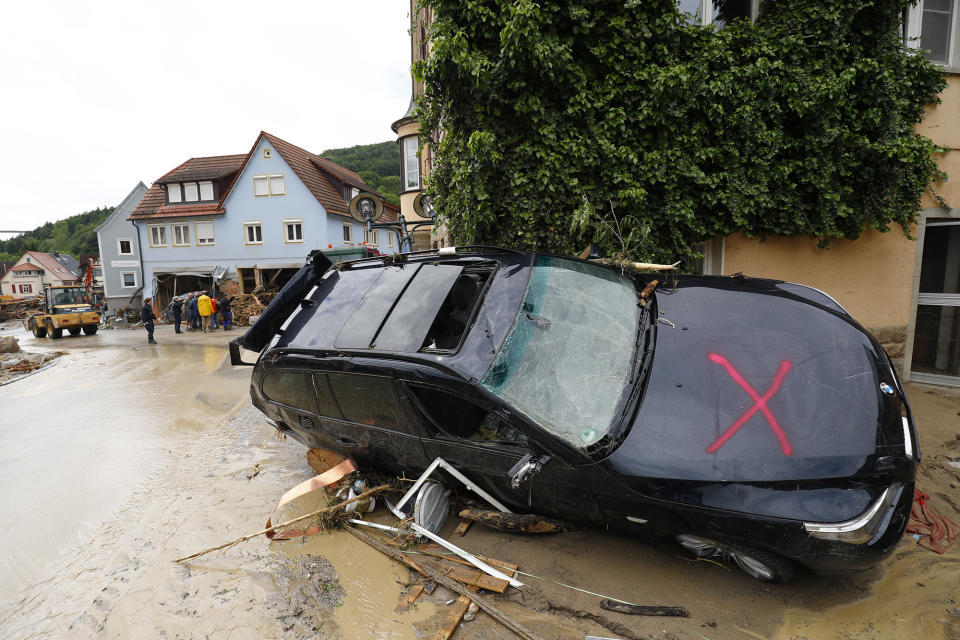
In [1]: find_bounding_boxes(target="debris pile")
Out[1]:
[229,291,278,327]
[0,342,66,384]
[0,297,42,322]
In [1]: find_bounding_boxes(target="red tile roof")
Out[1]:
[16,251,81,281]
[129,154,246,220]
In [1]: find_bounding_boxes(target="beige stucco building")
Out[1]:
[0,251,81,298]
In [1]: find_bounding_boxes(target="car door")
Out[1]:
[401,381,602,525]
[305,371,429,475]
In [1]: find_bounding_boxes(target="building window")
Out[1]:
[403,137,420,190]
[244,222,263,245]
[195,220,215,246]
[387,232,394,249]
[121,272,137,288]
[183,182,199,201]
[19,284,33,294]
[908,0,957,64]
[167,184,182,204]
[148,224,167,247]
[284,219,303,243]
[254,174,285,197]
[342,222,353,244]
[363,228,379,246]
[677,0,757,26]
[263,148,273,159]
[117,238,133,255]
[199,181,214,201]
[172,223,191,246]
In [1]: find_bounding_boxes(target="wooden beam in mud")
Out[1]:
[439,564,509,594]
[346,526,549,640]
[396,584,425,612]
[432,595,471,640]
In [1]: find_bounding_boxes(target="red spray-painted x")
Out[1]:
[706,353,794,456]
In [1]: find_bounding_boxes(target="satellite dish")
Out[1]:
[412,192,436,220]
[349,192,383,223]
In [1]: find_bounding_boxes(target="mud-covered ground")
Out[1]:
[0,320,957,639]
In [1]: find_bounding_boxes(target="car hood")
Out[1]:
[603,276,904,483]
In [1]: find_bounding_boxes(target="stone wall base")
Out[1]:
[867,325,907,374]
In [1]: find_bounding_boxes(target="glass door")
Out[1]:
[911,219,960,385]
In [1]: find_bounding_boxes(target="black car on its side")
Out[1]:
[235,246,918,582]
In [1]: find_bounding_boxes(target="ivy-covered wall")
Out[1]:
[415,0,948,265]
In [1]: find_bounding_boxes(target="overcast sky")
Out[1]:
[0,0,413,240]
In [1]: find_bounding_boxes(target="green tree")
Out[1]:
[322,141,402,206]
[415,0,947,264]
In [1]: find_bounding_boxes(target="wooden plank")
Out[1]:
[396,584,424,612]
[599,599,689,618]
[432,595,471,640]
[418,544,519,574]
[454,520,472,536]
[441,564,509,593]
[305,448,346,475]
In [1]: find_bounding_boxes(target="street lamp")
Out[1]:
[348,192,437,253]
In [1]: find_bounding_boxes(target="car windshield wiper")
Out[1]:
[608,301,654,453]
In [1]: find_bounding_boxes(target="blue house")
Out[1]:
[129,132,398,308]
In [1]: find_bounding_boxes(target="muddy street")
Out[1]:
[0,320,958,640]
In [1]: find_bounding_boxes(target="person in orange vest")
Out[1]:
[197,291,213,333]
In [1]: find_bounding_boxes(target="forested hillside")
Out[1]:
[0,206,113,263]
[321,141,402,206]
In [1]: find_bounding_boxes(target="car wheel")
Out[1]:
[68,327,82,336]
[82,325,98,335]
[46,320,62,339]
[31,319,47,338]
[676,534,796,583]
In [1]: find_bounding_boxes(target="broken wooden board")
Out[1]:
[599,599,689,617]
[396,584,425,612]
[306,448,346,475]
[458,508,574,534]
[454,520,472,536]
[439,563,510,593]
[432,594,472,640]
[418,544,519,575]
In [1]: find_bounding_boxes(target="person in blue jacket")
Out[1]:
[141,297,157,344]
[170,296,183,334]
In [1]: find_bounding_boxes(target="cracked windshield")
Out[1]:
[481,256,640,449]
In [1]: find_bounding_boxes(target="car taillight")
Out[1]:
[804,483,904,544]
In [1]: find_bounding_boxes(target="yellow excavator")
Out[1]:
[23,285,101,339]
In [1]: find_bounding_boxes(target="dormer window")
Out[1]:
[166,180,217,204]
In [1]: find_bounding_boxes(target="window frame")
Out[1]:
[120,271,138,288]
[171,222,191,247]
[269,174,286,196]
[253,175,270,197]
[147,223,167,248]
[166,183,183,204]
[907,0,958,66]
[195,219,216,247]
[402,136,421,191]
[117,238,134,256]
[678,0,760,26]
[342,222,353,244]
[404,381,530,448]
[283,218,304,244]
[199,180,215,201]
[244,221,264,245]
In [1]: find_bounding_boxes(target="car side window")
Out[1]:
[311,373,344,420]
[409,385,527,445]
[262,370,317,414]
[327,372,403,429]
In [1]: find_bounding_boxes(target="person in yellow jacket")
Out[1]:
[197,291,213,333]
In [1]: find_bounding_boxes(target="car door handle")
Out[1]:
[335,436,360,447]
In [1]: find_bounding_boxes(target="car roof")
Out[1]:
[271,249,533,382]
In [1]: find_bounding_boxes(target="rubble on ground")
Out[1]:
[0,348,66,384]
[0,336,21,354]
[230,291,278,327]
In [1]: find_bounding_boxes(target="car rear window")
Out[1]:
[262,370,317,414]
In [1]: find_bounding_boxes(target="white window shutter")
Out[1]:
[168,184,182,203]
[254,176,269,196]
[199,181,214,201]
[270,174,285,195]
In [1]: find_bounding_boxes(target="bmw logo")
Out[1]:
[879,382,895,396]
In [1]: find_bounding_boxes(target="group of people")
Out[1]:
[140,290,234,344]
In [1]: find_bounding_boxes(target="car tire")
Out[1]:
[68,327,82,336]
[676,534,796,583]
[30,319,47,339]
[82,325,98,335]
